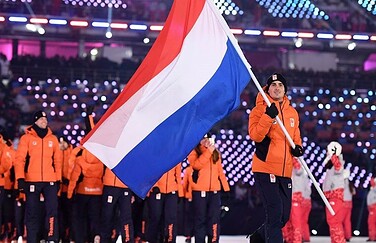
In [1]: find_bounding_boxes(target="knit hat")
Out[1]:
[267,73,287,93]
[33,110,47,122]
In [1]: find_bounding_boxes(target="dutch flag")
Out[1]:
[82,0,252,198]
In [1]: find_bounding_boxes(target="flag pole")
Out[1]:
[205,0,335,216]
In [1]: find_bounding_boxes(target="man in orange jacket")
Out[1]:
[248,74,303,243]
[14,110,62,242]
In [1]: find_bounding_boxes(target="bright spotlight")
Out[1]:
[143,37,150,44]
[353,230,360,236]
[90,48,98,56]
[294,38,303,48]
[311,229,317,235]
[348,42,356,51]
[105,31,112,39]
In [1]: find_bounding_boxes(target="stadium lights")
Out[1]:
[353,34,370,40]
[9,16,28,22]
[335,34,352,40]
[49,19,67,25]
[70,20,89,27]
[0,16,5,22]
[30,17,48,24]
[230,28,243,35]
[150,25,163,31]
[281,31,298,38]
[263,30,280,36]
[129,24,147,30]
[348,42,357,51]
[105,31,112,39]
[244,29,262,36]
[110,23,127,29]
[294,38,303,48]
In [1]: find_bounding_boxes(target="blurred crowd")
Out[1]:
[0,0,375,33]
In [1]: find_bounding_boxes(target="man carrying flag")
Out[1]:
[81,0,252,198]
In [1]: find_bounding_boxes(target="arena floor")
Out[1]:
[174,235,371,242]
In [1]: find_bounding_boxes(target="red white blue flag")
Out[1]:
[82,0,251,198]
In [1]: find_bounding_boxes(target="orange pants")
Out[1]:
[368,204,376,241]
[342,201,352,240]
[301,199,311,242]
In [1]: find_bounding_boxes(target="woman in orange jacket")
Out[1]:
[248,74,303,243]
[146,164,183,243]
[0,132,13,240]
[100,167,134,242]
[58,136,74,242]
[187,134,230,243]
[67,147,104,243]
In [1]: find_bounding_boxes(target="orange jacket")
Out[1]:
[248,88,302,178]
[4,146,16,190]
[67,148,104,198]
[187,146,230,192]
[182,166,193,200]
[60,144,73,193]
[103,167,128,188]
[15,126,62,182]
[151,164,184,197]
[0,142,12,186]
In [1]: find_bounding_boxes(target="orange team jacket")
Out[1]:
[182,165,193,200]
[187,146,230,192]
[15,126,62,182]
[67,148,104,198]
[151,164,184,197]
[60,144,73,193]
[103,167,128,188]
[248,87,302,178]
[4,146,16,190]
[0,141,13,186]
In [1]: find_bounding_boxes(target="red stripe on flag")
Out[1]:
[82,0,206,143]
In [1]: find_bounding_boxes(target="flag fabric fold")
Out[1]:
[82,0,252,198]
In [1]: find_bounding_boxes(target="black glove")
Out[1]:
[55,180,61,188]
[192,169,199,183]
[152,186,160,194]
[17,178,26,192]
[265,103,279,119]
[291,145,304,157]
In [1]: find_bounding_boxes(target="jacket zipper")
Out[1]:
[41,137,44,181]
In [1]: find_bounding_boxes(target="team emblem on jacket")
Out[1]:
[48,141,53,147]
[32,141,37,146]
[290,118,295,127]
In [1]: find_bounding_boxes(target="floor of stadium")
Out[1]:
[174,236,371,242]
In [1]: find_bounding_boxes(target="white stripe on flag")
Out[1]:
[85,2,228,169]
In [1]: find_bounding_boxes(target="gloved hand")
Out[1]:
[291,145,304,157]
[17,178,26,192]
[265,103,279,119]
[192,170,199,183]
[152,186,160,194]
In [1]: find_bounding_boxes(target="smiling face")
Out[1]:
[35,116,48,129]
[268,81,285,102]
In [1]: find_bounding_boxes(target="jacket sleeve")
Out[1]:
[53,137,63,182]
[248,105,274,142]
[175,164,184,197]
[188,147,212,170]
[217,157,230,192]
[0,146,12,175]
[14,135,29,180]
[67,161,82,199]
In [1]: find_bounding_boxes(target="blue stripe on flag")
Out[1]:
[112,39,250,198]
